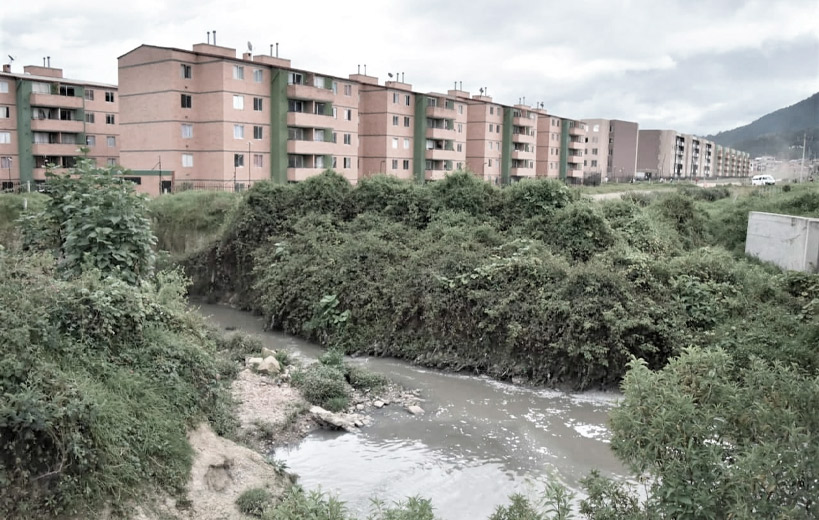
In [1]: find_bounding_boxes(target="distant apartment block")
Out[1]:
[582,119,639,182]
[637,130,750,179]
[536,113,587,183]
[0,63,119,190]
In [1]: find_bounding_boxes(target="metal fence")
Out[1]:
[171,179,261,193]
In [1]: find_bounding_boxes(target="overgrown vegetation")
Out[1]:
[0,163,237,519]
[291,348,387,411]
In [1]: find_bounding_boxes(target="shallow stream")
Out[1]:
[196,303,626,519]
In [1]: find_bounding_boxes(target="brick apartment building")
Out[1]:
[582,119,639,182]
[117,41,594,193]
[0,62,119,190]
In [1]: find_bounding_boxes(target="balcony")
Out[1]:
[568,124,584,136]
[425,169,449,181]
[287,84,336,102]
[512,116,534,127]
[30,93,83,109]
[510,167,536,178]
[287,167,326,182]
[286,111,333,128]
[427,126,456,140]
[287,139,337,155]
[31,118,83,133]
[426,105,454,119]
[511,149,534,160]
[425,148,461,161]
[32,143,83,156]
[511,132,535,144]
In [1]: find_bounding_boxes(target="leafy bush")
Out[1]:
[23,158,156,283]
[236,487,275,517]
[0,252,236,518]
[291,364,352,412]
[149,190,239,257]
[346,364,388,392]
[218,332,265,363]
[262,486,349,520]
[0,192,47,248]
[547,204,615,261]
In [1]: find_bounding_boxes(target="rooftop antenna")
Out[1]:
[388,72,394,79]
[247,41,253,53]
[213,30,216,45]
[479,87,484,95]
[207,31,210,44]
[7,55,15,64]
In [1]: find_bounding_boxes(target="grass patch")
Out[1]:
[236,487,275,517]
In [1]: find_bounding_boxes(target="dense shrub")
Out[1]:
[0,192,47,248]
[0,252,235,518]
[149,190,239,257]
[236,487,275,517]
[291,364,352,412]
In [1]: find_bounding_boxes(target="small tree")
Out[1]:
[28,153,155,283]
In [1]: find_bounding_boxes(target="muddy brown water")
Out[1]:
[195,303,627,519]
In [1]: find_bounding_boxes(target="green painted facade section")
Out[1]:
[269,69,288,184]
[323,102,333,117]
[127,170,171,177]
[15,80,34,183]
[501,108,513,186]
[74,86,86,148]
[412,96,427,183]
[559,121,569,181]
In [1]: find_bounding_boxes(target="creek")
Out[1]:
[196,303,626,519]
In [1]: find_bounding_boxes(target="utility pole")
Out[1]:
[800,132,807,183]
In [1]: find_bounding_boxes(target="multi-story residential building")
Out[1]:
[119,43,361,194]
[535,113,586,183]
[637,130,750,179]
[416,90,468,181]
[358,78,417,180]
[0,63,119,190]
[509,105,538,181]
[582,119,639,182]
[465,94,504,184]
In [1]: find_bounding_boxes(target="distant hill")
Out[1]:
[707,92,818,159]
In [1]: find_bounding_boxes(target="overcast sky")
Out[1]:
[1,0,817,135]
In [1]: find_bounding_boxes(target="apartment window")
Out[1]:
[85,112,95,123]
[0,81,7,93]
[105,91,115,102]
[85,135,96,146]
[315,156,325,169]
[489,107,494,115]
[591,160,598,167]
[253,154,263,167]
[344,109,352,121]
[332,107,337,118]
[59,85,76,97]
[253,69,263,82]
[343,157,351,168]
[287,72,303,85]
[233,95,244,110]
[0,132,11,144]
[488,159,493,167]
[456,143,462,152]
[84,89,94,100]
[404,116,411,127]
[332,132,337,143]
[458,104,463,115]
[400,95,408,106]
[392,137,398,149]
[403,159,409,170]
[331,81,338,94]
[107,136,116,147]
[458,123,463,133]
[332,157,337,168]
[344,84,352,96]
[105,114,115,124]
[1,156,13,168]
[181,94,192,108]
[233,65,244,80]
[33,132,48,144]
[234,153,244,167]
[489,124,494,132]
[0,106,9,118]
[107,158,117,166]
[391,159,398,170]
[253,97,263,111]
[253,126,263,139]
[392,115,399,126]
[182,153,193,167]
[392,92,399,103]
[591,148,598,155]
[234,125,244,139]
[344,133,352,145]
[403,138,410,149]
[288,99,304,113]
[180,64,192,79]
[31,82,50,94]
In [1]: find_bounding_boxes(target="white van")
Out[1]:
[751,175,776,186]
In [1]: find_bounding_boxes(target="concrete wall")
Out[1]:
[745,211,819,273]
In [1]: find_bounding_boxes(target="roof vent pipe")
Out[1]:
[47,56,50,67]
[207,31,210,44]
[213,30,216,45]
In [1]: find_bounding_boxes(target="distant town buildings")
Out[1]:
[0,62,119,190]
[1,40,755,194]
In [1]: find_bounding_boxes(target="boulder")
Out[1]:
[261,347,276,358]
[373,400,385,409]
[246,357,263,368]
[256,356,281,375]
[406,405,425,416]
[310,406,358,432]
